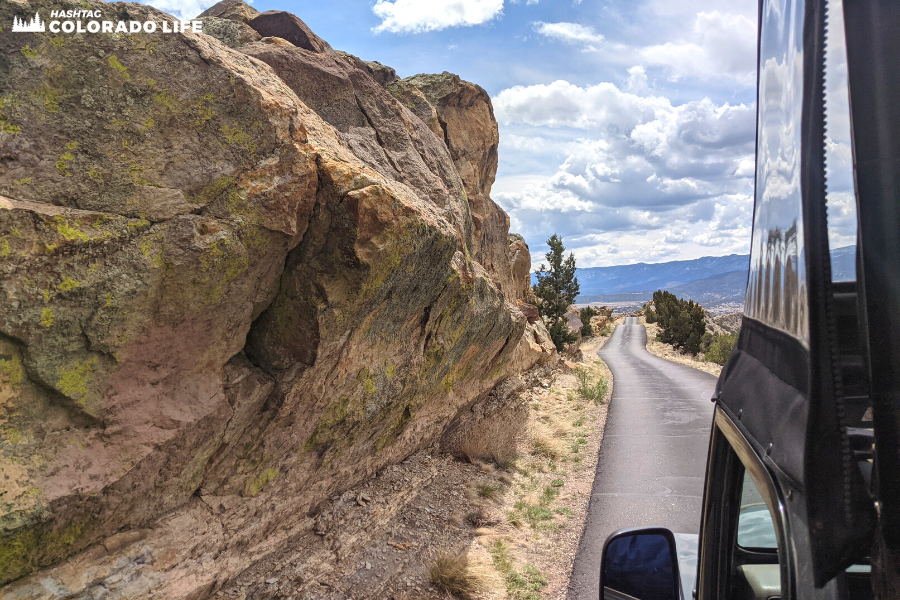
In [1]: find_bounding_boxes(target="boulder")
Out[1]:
[520,303,540,323]
[365,61,401,87]
[565,305,584,337]
[198,0,260,22]
[390,73,516,299]
[508,234,531,300]
[591,314,610,331]
[248,10,333,54]
[0,0,553,595]
[198,16,262,48]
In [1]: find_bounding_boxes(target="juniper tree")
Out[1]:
[533,234,580,350]
[652,290,706,355]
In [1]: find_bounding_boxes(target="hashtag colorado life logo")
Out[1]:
[9,10,203,34]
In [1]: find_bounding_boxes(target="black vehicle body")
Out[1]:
[599,0,900,598]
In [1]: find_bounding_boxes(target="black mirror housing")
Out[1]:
[600,527,682,600]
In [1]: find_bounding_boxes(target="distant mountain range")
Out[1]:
[546,246,856,309]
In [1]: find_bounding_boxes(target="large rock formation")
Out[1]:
[0,0,550,596]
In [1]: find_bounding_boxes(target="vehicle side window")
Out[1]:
[736,470,778,550]
[731,468,781,600]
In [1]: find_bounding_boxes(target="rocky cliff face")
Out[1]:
[0,0,551,596]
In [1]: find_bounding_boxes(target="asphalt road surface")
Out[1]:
[567,317,717,599]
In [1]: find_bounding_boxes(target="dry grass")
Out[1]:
[476,483,501,500]
[483,337,613,599]
[456,412,523,468]
[641,317,723,376]
[430,551,502,599]
[527,421,568,460]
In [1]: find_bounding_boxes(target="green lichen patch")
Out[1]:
[243,468,278,497]
[56,357,98,405]
[19,45,39,59]
[0,519,85,587]
[153,89,178,112]
[358,367,377,395]
[56,277,80,292]
[303,396,360,453]
[40,308,54,328]
[190,94,217,130]
[0,354,23,388]
[0,239,10,259]
[108,55,131,81]
[220,124,257,154]
[55,219,89,243]
[34,84,60,113]
[189,176,234,205]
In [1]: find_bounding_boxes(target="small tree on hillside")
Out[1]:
[580,306,598,337]
[533,234,580,351]
[652,290,706,355]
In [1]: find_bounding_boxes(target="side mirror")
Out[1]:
[600,527,682,600]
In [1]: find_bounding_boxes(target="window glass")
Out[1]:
[824,0,857,281]
[737,470,778,550]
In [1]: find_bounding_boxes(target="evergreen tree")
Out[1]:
[652,290,706,355]
[580,306,598,337]
[533,234,580,350]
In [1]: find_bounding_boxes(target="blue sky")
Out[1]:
[142,0,852,268]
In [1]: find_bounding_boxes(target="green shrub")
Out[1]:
[700,331,714,353]
[580,306,597,337]
[574,367,608,404]
[705,333,737,365]
[533,234,580,350]
[644,301,658,323]
[548,318,577,351]
[652,290,706,354]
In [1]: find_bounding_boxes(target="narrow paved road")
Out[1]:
[567,317,717,599]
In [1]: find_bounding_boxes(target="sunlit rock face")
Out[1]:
[0,0,551,595]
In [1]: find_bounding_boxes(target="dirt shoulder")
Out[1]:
[219,334,615,600]
[487,334,613,600]
[638,316,723,377]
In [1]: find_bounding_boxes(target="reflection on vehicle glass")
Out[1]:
[745,0,808,345]
[737,470,778,550]
[603,533,679,600]
[824,0,857,280]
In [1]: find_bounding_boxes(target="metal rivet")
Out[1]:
[738,409,743,420]
[766,443,773,455]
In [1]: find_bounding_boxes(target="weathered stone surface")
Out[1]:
[591,314,610,331]
[365,61,400,88]
[198,16,262,48]
[565,305,584,337]
[239,38,471,245]
[248,10,333,54]
[0,0,551,595]
[198,0,260,22]
[393,73,516,299]
[520,302,541,323]
[509,234,532,300]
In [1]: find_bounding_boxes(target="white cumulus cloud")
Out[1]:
[533,21,605,50]
[372,0,504,33]
[639,11,757,84]
[492,79,756,266]
[533,11,756,86]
